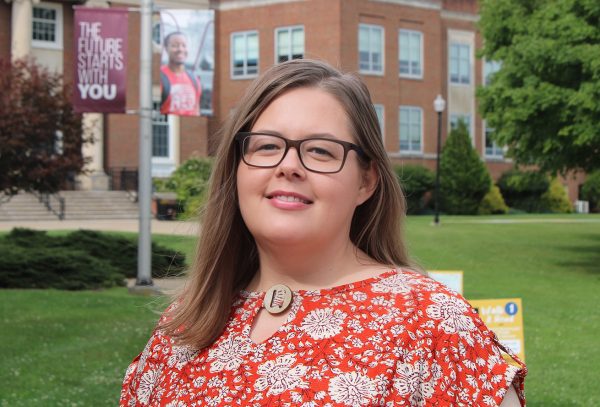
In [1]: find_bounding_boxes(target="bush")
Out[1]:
[0,229,187,289]
[439,120,491,214]
[478,185,509,215]
[541,178,572,213]
[154,157,213,219]
[0,245,125,290]
[497,169,550,212]
[394,165,435,214]
[581,170,600,212]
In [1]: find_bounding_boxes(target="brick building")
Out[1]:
[0,0,585,203]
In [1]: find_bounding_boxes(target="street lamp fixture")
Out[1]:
[433,94,446,226]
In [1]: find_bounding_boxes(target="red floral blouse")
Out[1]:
[121,269,526,406]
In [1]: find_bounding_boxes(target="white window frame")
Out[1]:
[398,106,423,154]
[373,104,385,141]
[358,23,384,76]
[151,101,177,177]
[484,125,506,160]
[449,43,471,85]
[31,2,63,50]
[230,30,259,80]
[274,25,304,64]
[398,29,423,79]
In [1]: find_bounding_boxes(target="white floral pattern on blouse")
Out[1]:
[121,269,527,406]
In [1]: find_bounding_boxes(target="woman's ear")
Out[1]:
[356,162,378,206]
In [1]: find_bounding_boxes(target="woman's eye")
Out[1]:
[256,143,280,151]
[309,147,333,157]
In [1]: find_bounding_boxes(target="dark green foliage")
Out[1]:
[0,245,124,290]
[581,170,600,211]
[0,229,187,290]
[478,0,600,173]
[439,120,491,214]
[394,164,435,214]
[478,185,509,215]
[497,169,550,212]
[154,157,213,219]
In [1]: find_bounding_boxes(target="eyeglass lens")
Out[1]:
[243,134,346,173]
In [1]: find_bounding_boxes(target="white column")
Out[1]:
[10,0,37,60]
[78,113,110,190]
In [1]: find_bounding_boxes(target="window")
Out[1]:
[399,106,422,153]
[399,30,422,78]
[276,26,304,63]
[152,102,169,158]
[359,24,384,74]
[231,31,259,78]
[450,114,472,140]
[449,43,470,84]
[32,3,63,49]
[485,127,504,158]
[374,104,385,138]
[484,60,502,86]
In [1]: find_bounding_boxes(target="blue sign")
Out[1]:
[505,302,518,316]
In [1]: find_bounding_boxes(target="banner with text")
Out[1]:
[74,7,128,113]
[159,9,214,116]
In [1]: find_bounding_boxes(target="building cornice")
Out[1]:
[441,9,479,22]
[370,0,441,11]
[214,0,305,11]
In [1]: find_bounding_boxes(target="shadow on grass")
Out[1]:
[553,233,600,275]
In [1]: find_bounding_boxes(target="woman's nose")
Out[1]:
[276,147,306,178]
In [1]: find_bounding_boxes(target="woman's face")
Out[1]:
[236,87,376,249]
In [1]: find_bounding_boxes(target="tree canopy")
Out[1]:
[477,0,600,174]
[0,58,89,196]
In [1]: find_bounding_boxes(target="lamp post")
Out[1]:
[433,94,446,226]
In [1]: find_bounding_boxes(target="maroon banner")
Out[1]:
[73,7,128,113]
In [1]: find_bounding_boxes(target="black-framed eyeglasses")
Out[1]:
[235,132,368,174]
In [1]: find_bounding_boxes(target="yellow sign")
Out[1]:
[469,298,525,363]
[428,270,464,294]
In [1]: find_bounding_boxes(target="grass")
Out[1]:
[1,215,599,406]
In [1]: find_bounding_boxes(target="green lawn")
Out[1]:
[1,215,599,406]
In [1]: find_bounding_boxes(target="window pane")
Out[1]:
[278,30,290,56]
[292,28,304,56]
[359,26,369,52]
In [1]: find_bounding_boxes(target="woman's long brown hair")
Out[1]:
[159,59,416,349]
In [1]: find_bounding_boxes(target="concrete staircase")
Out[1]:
[0,191,139,221]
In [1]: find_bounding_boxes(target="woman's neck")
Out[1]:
[246,237,387,292]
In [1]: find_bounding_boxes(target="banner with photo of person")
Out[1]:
[159,9,215,116]
[73,7,128,113]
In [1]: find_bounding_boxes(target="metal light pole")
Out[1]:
[433,94,446,226]
[135,0,154,288]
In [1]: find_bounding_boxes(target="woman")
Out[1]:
[121,59,526,406]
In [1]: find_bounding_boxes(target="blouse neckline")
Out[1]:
[238,268,399,299]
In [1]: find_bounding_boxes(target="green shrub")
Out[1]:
[581,170,600,212]
[59,230,186,278]
[0,229,187,289]
[394,164,435,214]
[154,157,213,219]
[497,169,550,212]
[478,185,509,215]
[439,120,491,214]
[0,245,125,290]
[541,178,572,213]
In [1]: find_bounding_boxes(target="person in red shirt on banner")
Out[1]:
[160,31,201,116]
[121,59,526,406]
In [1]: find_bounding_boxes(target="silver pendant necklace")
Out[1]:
[263,284,293,314]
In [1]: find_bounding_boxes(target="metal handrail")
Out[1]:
[31,191,65,220]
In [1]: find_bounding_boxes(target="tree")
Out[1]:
[439,120,492,214]
[0,58,89,197]
[478,0,600,174]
